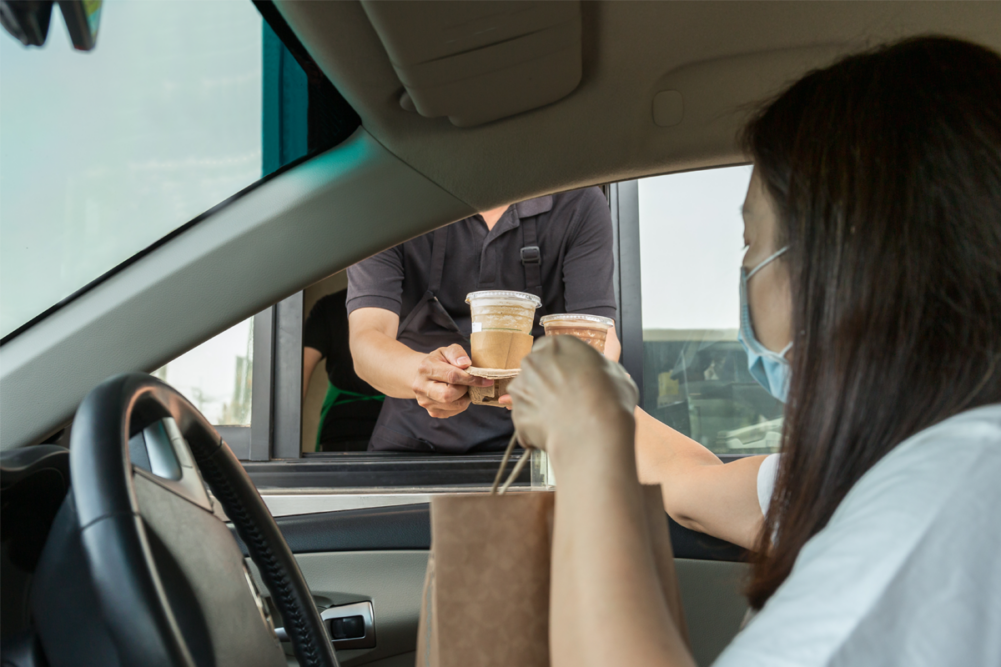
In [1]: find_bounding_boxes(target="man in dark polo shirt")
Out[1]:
[347,187,618,453]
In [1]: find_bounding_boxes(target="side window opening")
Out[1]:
[637,166,783,456]
[153,319,254,427]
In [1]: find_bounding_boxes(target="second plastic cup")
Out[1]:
[466,290,541,334]
[540,314,614,353]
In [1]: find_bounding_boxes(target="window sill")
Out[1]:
[242,451,531,490]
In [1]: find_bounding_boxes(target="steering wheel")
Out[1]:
[33,373,338,667]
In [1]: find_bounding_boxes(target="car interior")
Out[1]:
[2,2,1000,666]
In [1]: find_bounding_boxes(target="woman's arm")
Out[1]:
[635,408,767,549]
[549,421,696,667]
[509,336,695,667]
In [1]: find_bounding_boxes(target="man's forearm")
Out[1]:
[351,329,426,399]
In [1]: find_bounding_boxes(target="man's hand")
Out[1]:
[413,344,493,418]
[350,308,494,416]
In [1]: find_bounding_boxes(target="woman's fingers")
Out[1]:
[509,335,640,456]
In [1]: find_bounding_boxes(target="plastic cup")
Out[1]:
[466,290,541,335]
[540,314,614,353]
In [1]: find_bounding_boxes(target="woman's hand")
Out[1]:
[507,335,638,465]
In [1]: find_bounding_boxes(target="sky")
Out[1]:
[1,0,262,424]
[0,0,262,338]
[638,165,752,332]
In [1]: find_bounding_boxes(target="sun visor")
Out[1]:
[359,0,582,127]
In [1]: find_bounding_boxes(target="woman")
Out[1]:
[508,36,1001,666]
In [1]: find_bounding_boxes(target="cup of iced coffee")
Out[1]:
[465,291,541,406]
[466,290,541,335]
[540,313,615,354]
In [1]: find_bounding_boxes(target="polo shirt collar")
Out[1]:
[515,195,554,219]
[481,195,554,244]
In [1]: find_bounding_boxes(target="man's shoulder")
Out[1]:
[547,187,611,239]
[550,186,607,209]
[529,187,608,232]
[518,187,605,218]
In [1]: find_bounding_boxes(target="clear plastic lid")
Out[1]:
[540,313,615,328]
[465,290,542,308]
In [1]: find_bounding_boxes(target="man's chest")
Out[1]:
[402,220,566,308]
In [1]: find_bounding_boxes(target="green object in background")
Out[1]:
[316,381,385,451]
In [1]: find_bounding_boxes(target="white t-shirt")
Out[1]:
[714,403,1001,667]
[757,451,781,515]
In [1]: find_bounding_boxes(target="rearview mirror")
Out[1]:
[0,0,102,51]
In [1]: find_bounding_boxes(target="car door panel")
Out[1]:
[243,505,749,667]
[255,551,746,667]
[236,503,744,561]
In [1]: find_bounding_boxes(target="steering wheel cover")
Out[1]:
[69,373,338,667]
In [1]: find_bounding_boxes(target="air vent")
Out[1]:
[360,0,582,127]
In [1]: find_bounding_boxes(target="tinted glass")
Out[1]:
[639,166,783,455]
[0,0,262,337]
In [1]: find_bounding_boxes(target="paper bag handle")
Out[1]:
[490,432,531,495]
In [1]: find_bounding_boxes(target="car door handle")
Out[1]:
[275,600,376,650]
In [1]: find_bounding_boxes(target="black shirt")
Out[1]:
[303,291,383,447]
[344,188,617,453]
[346,187,617,330]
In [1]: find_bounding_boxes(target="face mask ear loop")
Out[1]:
[746,246,790,280]
[777,341,793,359]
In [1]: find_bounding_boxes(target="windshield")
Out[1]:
[0,0,262,338]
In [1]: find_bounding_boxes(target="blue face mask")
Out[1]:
[738,246,792,403]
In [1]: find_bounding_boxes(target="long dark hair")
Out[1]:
[743,36,1001,609]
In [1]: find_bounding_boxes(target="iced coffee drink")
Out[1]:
[465,292,540,405]
[540,314,614,353]
[465,290,541,334]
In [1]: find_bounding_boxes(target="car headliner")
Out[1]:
[2,1,999,450]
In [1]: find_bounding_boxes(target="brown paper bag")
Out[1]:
[416,491,554,667]
[415,438,688,667]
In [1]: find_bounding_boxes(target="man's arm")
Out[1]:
[348,307,492,419]
[561,188,621,357]
[635,407,766,549]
